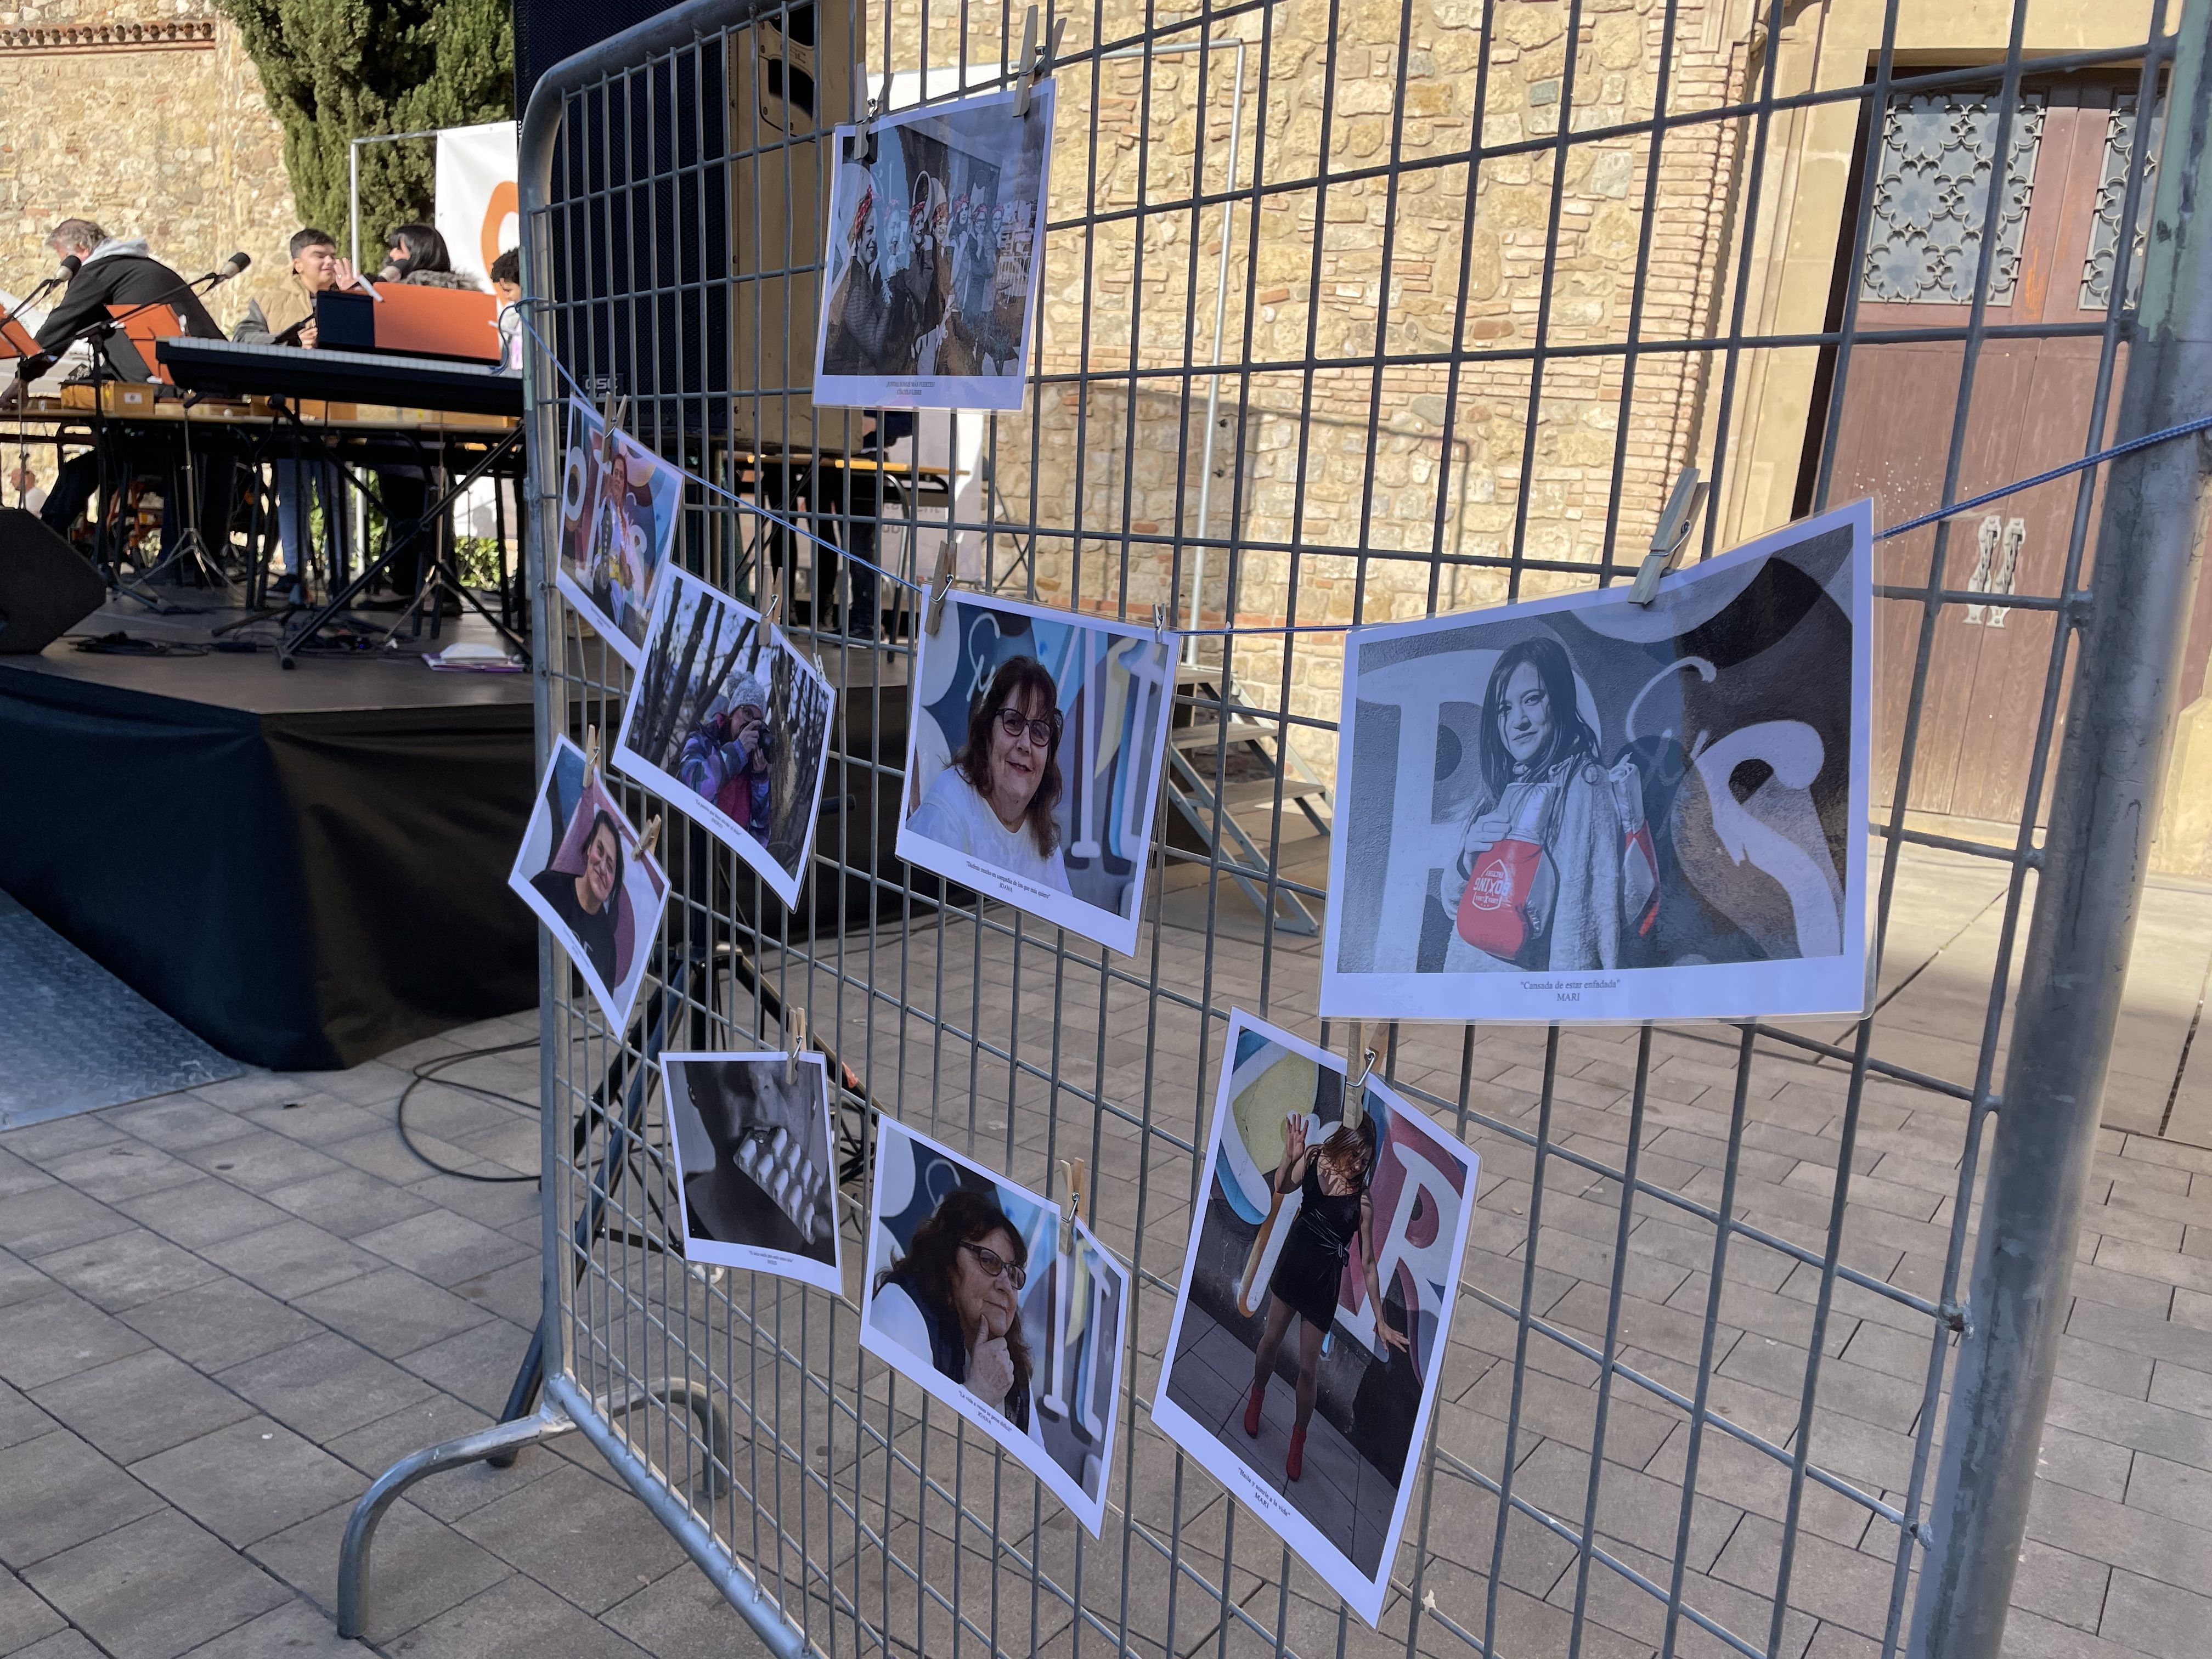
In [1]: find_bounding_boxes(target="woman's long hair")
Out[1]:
[874,1187,1034,1403]
[385,223,454,276]
[1314,1114,1378,1197]
[1477,634,1601,803]
[953,656,1064,860]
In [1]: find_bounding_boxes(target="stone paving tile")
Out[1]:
[99,1094,250,1154]
[393,1571,660,1658]
[455,1461,689,1616]
[115,1278,319,1373]
[8,1631,103,1659]
[106,1177,291,1251]
[294,1265,493,1356]
[249,1494,508,1641]
[19,1508,287,1659]
[174,1595,359,1657]
[28,1228,224,1314]
[0,1293,149,1391]
[0,1256,51,1314]
[0,1566,65,1654]
[0,1430,162,1571]
[0,1187,129,1260]
[263,1167,437,1238]
[26,1350,253,1466]
[0,1384,54,1457]
[216,1330,435,1444]
[352,1207,534,1287]
[195,1216,382,1303]
[129,1416,364,1550]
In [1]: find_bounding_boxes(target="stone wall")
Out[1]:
[0,1,301,334]
[883,0,1745,780]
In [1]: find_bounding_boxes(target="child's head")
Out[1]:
[490,246,522,307]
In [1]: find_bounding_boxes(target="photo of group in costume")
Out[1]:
[555,397,683,666]
[661,1052,843,1294]
[898,590,1177,956]
[1150,1011,1478,1625]
[614,566,837,909]
[813,83,1054,411]
[508,734,672,1029]
[859,1119,1130,1536]
[1321,501,1872,1024]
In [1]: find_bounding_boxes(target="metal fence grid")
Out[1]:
[503,4,2196,1658]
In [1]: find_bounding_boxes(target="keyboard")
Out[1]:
[156,337,524,418]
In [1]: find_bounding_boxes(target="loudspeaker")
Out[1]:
[515,0,689,117]
[0,508,105,653]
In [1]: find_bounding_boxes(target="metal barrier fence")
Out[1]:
[337,5,2212,1659]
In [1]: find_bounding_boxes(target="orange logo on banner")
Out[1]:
[481,180,518,275]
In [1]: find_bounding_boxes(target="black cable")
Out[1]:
[67,630,210,657]
[395,1037,542,1183]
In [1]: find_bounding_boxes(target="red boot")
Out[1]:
[1243,1381,1266,1437]
[1286,1427,1306,1481]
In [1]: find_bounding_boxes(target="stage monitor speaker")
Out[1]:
[0,509,103,654]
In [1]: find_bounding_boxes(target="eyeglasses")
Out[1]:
[960,1240,1026,1291]
[996,707,1059,749]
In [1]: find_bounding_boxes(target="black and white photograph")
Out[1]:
[1149,1010,1478,1626]
[859,1119,1130,1536]
[555,397,685,667]
[661,1051,843,1294]
[1321,500,1873,1025]
[614,566,837,909]
[507,735,672,1030]
[896,590,1176,956]
[812,83,1054,411]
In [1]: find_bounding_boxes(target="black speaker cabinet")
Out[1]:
[0,508,104,654]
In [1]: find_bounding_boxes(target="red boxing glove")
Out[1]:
[1455,781,1561,963]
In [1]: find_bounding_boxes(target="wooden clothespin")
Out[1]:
[1628,466,1707,606]
[1013,7,1063,117]
[786,1005,808,1086]
[761,565,782,630]
[924,539,957,636]
[639,815,662,861]
[1344,1022,1375,1128]
[1057,1156,1088,1254]
[583,725,602,782]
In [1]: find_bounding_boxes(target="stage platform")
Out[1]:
[0,601,539,1070]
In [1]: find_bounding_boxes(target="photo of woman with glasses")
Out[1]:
[899,591,1179,956]
[860,1119,1132,1535]
[905,654,1074,897]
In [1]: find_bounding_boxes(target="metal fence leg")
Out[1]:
[1908,9,2212,1657]
[336,1398,579,1640]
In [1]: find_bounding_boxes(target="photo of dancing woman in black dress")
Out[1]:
[1240,1103,1408,1482]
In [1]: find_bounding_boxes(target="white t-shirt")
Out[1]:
[907,767,1073,895]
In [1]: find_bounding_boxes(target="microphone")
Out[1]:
[211,251,251,285]
[59,255,81,277]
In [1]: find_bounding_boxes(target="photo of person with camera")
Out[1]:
[616,566,837,908]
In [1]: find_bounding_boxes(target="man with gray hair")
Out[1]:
[4,219,225,549]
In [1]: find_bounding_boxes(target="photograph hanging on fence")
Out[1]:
[897,590,1176,955]
[614,566,836,909]
[554,397,683,666]
[812,82,1055,411]
[660,1051,842,1294]
[508,734,670,1029]
[1149,1009,1478,1627]
[1320,499,1874,1025]
[859,1118,1129,1536]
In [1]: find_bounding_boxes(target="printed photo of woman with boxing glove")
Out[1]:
[1443,634,1630,975]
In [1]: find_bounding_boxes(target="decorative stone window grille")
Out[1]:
[2080,92,2167,312]
[1859,89,2045,306]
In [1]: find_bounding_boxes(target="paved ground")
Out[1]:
[3,848,2212,1657]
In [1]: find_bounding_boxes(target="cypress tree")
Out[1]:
[218,1,513,258]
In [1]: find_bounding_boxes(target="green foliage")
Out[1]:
[218,1,513,258]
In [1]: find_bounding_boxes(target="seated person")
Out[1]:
[377,224,483,291]
[490,247,523,370]
[234,228,347,589]
[370,224,479,597]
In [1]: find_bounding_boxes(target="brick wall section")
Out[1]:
[0,1,301,334]
[883,0,1750,778]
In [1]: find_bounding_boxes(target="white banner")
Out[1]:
[434,120,518,286]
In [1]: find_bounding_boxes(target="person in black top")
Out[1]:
[1241,1101,1408,1482]
[4,220,228,556]
[530,809,625,990]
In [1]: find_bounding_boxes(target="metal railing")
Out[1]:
[336,5,2212,1659]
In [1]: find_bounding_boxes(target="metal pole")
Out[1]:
[1909,8,2212,1657]
[348,127,448,273]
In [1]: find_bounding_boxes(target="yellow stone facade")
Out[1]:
[0,1,301,334]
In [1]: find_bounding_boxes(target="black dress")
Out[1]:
[1267,1160,1362,1328]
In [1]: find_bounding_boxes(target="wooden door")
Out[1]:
[1825,78,2157,825]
